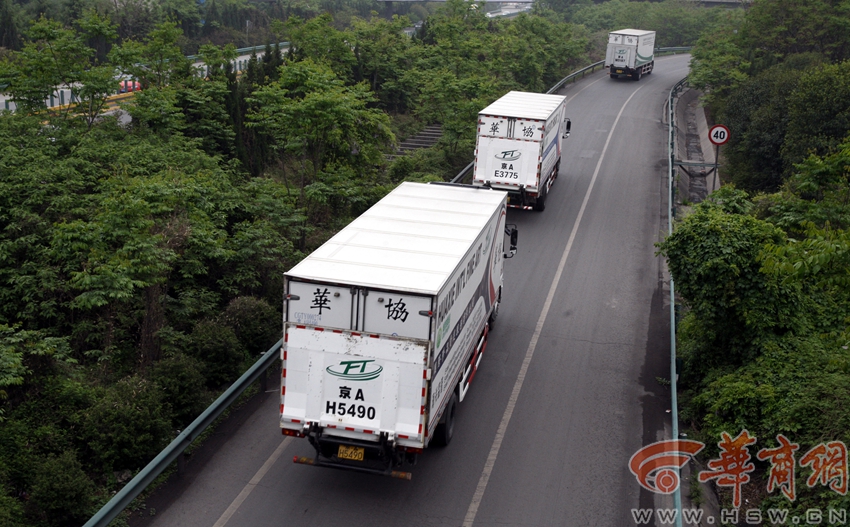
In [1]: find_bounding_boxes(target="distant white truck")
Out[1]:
[281,182,518,478]
[472,91,571,212]
[605,29,656,80]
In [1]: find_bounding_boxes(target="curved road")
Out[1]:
[140,53,691,527]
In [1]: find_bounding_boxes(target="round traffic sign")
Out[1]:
[709,124,730,146]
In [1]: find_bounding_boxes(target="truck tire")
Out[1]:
[433,392,458,447]
[532,190,546,212]
[633,69,642,81]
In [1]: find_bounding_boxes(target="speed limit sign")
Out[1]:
[709,124,730,146]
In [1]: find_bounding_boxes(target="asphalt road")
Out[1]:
[139,53,692,527]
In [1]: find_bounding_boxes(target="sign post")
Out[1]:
[708,124,729,191]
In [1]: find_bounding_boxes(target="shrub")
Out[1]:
[150,353,208,428]
[222,297,280,357]
[27,451,96,527]
[189,320,247,389]
[81,376,172,473]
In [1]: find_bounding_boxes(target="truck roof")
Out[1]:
[285,182,505,295]
[479,91,566,121]
[609,28,655,37]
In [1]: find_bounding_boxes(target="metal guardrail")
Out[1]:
[667,75,689,527]
[83,339,283,527]
[546,60,605,95]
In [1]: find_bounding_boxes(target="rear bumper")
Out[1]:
[296,426,417,477]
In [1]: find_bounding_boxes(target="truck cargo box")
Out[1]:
[605,29,656,80]
[281,182,517,477]
[472,91,570,211]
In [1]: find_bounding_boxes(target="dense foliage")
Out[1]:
[663,0,850,513]
[689,0,850,192]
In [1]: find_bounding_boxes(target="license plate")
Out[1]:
[337,445,365,461]
[616,69,624,73]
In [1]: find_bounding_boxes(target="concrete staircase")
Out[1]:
[388,124,442,161]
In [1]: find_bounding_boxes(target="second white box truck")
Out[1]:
[281,182,518,478]
[472,91,571,211]
[605,29,656,80]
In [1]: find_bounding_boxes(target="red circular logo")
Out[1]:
[655,468,679,494]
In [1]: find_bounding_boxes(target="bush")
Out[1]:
[81,376,172,473]
[27,451,96,527]
[222,297,280,356]
[150,353,208,428]
[189,320,247,389]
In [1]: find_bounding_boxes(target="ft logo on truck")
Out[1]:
[326,360,383,381]
[495,150,521,161]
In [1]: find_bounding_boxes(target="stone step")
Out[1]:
[388,125,443,161]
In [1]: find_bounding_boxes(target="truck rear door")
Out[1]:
[475,115,543,191]
[282,324,429,447]
[613,47,630,69]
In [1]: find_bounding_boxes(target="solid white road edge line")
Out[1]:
[462,85,644,527]
[212,437,293,527]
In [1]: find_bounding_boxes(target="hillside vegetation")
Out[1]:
[663,0,850,514]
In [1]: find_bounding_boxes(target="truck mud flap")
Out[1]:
[296,429,413,479]
[506,188,534,210]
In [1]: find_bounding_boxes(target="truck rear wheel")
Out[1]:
[633,69,642,81]
[433,392,457,447]
[532,190,546,212]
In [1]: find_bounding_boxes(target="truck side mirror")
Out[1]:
[504,224,518,258]
[562,118,571,139]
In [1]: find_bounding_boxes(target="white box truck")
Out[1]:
[281,182,518,478]
[472,91,571,212]
[605,29,655,80]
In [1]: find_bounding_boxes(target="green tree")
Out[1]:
[349,15,413,112]
[248,59,394,234]
[781,61,850,169]
[82,376,172,472]
[721,56,822,191]
[0,16,116,124]
[657,188,806,371]
[285,14,356,81]
[0,0,22,50]
[27,451,96,527]
[739,0,850,68]
[688,21,749,112]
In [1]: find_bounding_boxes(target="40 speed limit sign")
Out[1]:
[709,124,730,146]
